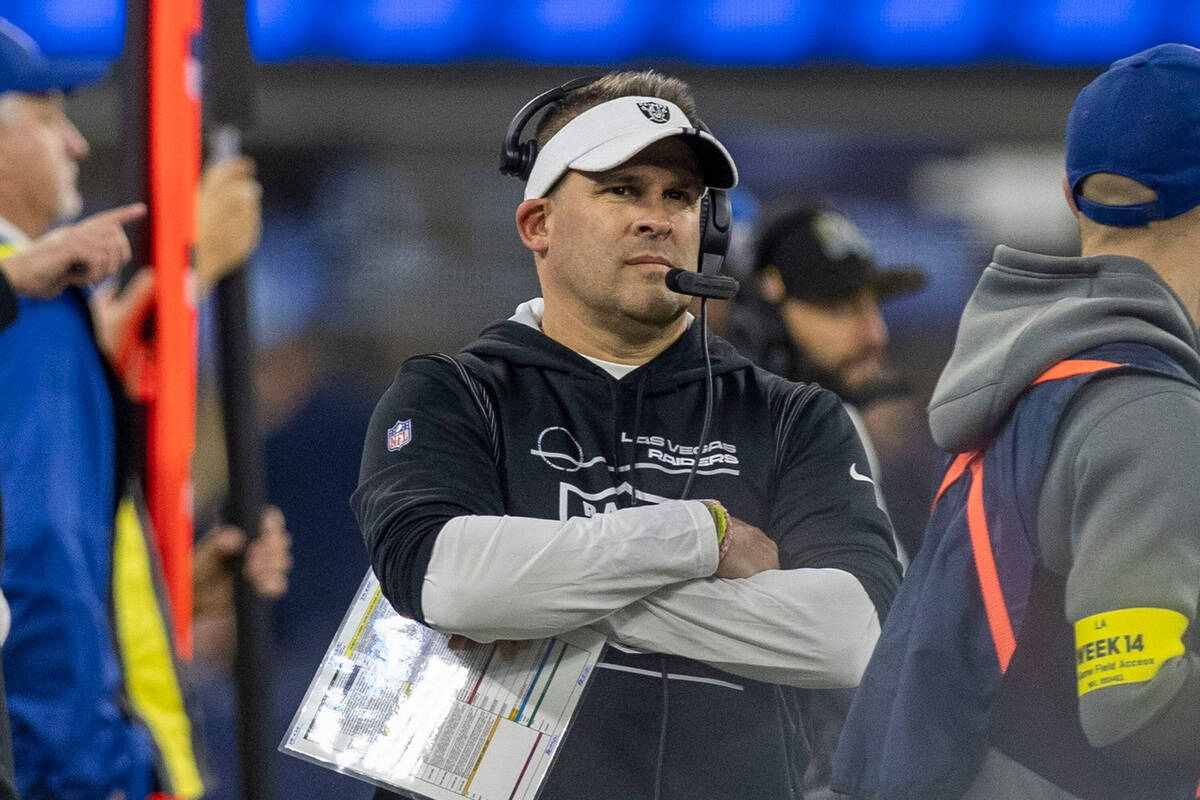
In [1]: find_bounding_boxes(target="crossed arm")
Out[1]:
[355,361,899,689]
[421,507,880,688]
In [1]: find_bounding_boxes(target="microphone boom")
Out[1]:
[665,268,739,300]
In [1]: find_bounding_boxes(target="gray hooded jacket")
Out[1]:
[928,245,1200,798]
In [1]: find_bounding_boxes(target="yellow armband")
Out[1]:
[1075,607,1188,697]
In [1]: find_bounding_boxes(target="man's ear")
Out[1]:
[1062,172,1081,219]
[516,198,550,255]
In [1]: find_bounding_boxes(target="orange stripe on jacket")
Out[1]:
[932,358,1127,672]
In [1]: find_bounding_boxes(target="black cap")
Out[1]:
[754,201,925,302]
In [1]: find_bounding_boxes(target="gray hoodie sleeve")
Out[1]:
[1038,374,1200,767]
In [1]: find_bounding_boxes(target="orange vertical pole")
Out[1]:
[146,0,201,660]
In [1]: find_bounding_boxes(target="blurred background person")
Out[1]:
[723,199,927,799]
[725,199,927,557]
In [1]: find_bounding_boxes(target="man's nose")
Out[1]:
[861,304,889,348]
[63,120,89,160]
[635,196,673,237]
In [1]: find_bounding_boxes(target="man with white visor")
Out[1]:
[356,71,901,800]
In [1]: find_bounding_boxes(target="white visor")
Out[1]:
[523,96,739,200]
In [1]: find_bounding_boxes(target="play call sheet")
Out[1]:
[282,571,605,800]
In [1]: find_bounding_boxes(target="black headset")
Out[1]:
[500,77,734,287]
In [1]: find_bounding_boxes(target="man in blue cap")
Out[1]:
[0,17,289,800]
[834,43,1200,800]
[0,18,146,800]
[0,17,141,313]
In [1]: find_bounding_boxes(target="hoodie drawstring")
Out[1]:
[626,373,647,502]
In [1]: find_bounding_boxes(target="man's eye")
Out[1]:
[608,186,629,195]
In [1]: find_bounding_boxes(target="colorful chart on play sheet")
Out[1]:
[281,571,605,800]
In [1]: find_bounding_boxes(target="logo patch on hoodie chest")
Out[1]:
[526,425,742,521]
[618,431,741,473]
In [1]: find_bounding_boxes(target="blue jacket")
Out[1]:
[833,342,1200,800]
[0,286,154,800]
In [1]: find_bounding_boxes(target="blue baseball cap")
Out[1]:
[0,17,109,94]
[1066,43,1200,227]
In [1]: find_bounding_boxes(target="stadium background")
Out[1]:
[6,0,1191,796]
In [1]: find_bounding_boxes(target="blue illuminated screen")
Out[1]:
[3,0,1198,67]
[246,0,1199,66]
[0,0,125,58]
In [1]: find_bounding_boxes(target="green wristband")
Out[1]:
[701,500,728,544]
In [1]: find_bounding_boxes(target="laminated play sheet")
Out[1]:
[281,571,605,800]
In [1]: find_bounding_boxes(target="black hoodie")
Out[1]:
[355,310,900,800]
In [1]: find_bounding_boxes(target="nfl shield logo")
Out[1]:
[387,419,412,452]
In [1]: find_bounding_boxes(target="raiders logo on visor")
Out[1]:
[636,100,671,123]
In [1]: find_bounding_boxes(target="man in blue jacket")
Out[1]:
[835,43,1200,800]
[0,20,148,800]
[0,19,288,800]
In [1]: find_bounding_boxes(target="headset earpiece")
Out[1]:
[689,116,733,277]
[698,188,732,276]
[500,75,600,181]
[501,140,538,181]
